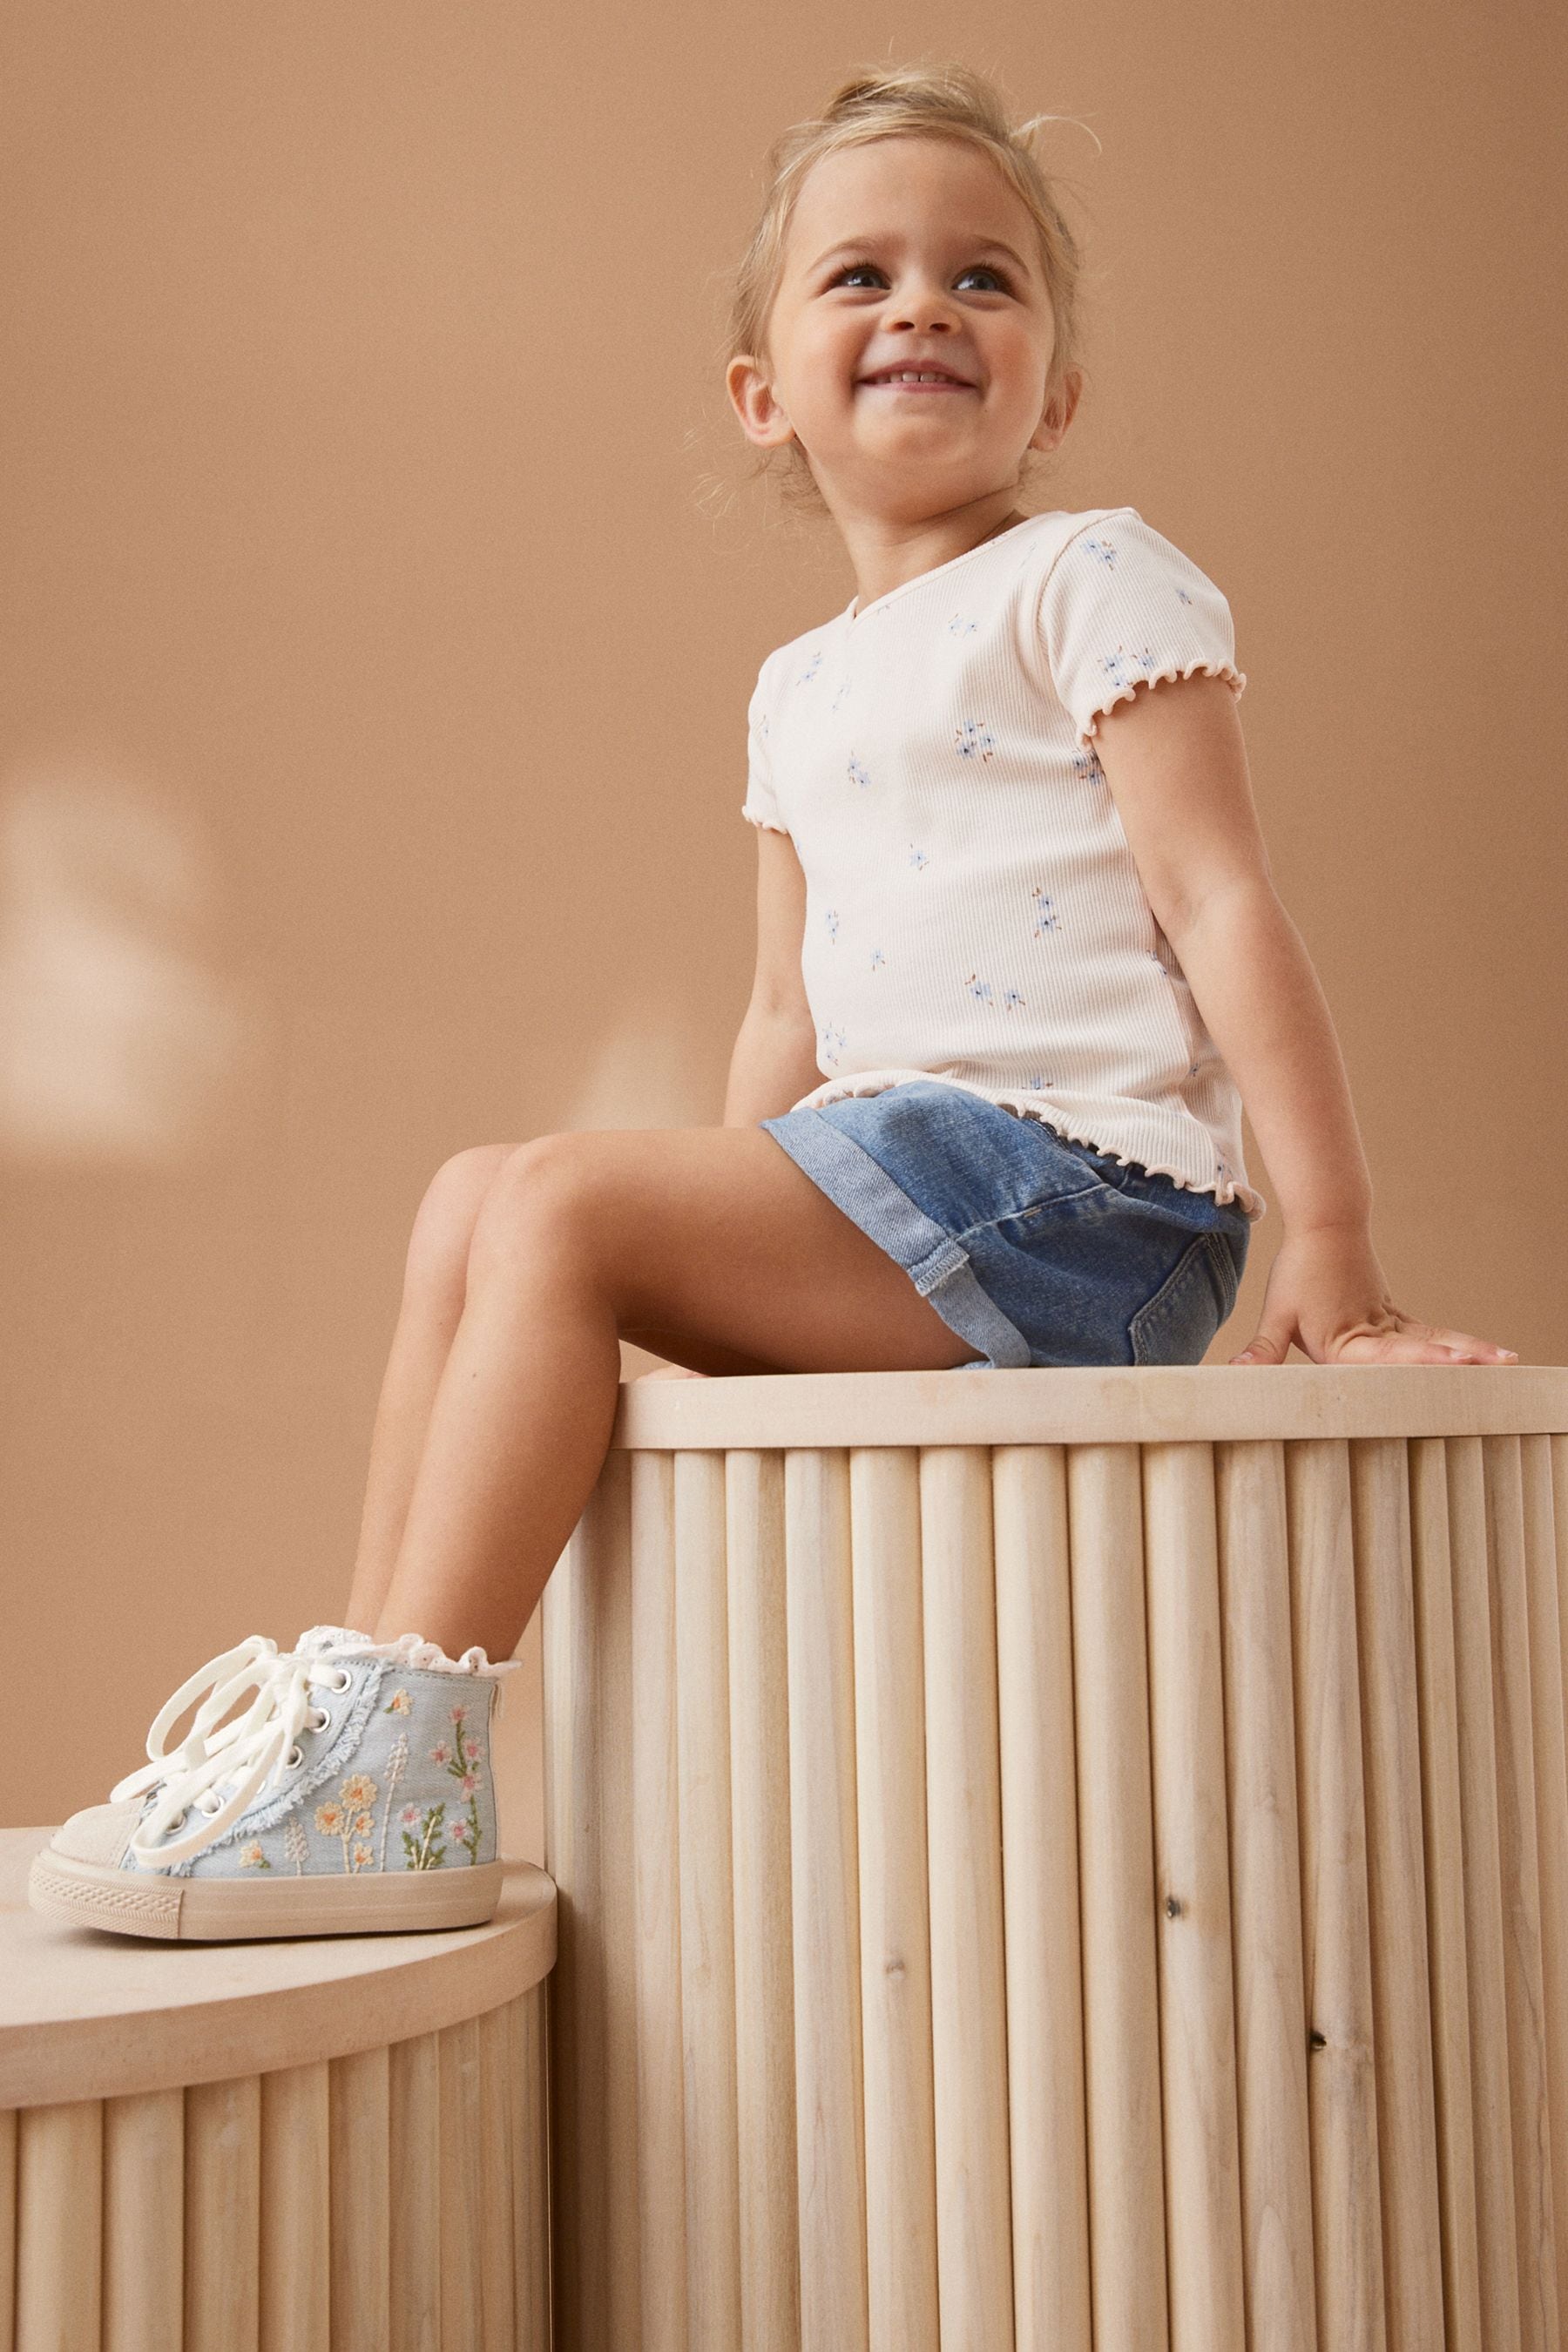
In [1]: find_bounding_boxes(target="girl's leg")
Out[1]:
[370,1124,978,1661]
[341,1138,787,1637]
[342,1144,516,1635]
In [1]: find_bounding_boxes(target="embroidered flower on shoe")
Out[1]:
[314,1770,387,1872]
[376,1733,409,1869]
[239,1841,271,1870]
[402,1801,448,1869]
[384,1687,413,1714]
[434,1704,485,1865]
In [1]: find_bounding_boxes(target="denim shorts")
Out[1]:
[760,1078,1252,1370]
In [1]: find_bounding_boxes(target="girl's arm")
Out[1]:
[724,825,821,1127]
[722,1003,823,1128]
[639,835,819,1382]
[1093,675,1517,1367]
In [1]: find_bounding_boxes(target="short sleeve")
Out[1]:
[1039,507,1247,750]
[740,662,789,835]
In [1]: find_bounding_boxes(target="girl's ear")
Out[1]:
[727,355,796,448]
[1029,365,1085,456]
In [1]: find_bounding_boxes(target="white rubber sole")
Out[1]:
[28,1848,504,1941]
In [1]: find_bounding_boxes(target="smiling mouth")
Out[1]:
[859,374,976,393]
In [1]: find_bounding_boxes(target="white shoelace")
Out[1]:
[112,1634,358,1869]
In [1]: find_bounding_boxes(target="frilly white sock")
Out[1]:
[294,1623,521,1678]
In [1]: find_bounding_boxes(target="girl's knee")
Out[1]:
[409,1144,517,1273]
[464,1134,597,1278]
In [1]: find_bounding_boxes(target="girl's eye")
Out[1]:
[828,260,1015,294]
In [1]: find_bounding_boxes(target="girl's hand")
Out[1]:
[634,1362,709,1380]
[1228,1226,1519,1367]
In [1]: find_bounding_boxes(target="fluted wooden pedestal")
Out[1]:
[0,1836,556,2351]
[542,1362,1568,2352]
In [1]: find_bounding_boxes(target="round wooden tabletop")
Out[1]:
[0,1828,557,2110]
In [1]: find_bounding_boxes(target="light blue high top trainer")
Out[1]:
[28,1625,522,1941]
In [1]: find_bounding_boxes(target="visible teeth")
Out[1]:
[871,370,962,385]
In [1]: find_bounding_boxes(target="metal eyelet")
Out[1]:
[308,1707,329,1732]
[197,1792,223,1815]
[329,1668,353,1693]
[286,1743,304,1770]
[169,1809,188,1832]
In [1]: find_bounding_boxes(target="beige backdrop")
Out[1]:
[3,4,1564,1845]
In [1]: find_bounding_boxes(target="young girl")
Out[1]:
[31,62,1517,1943]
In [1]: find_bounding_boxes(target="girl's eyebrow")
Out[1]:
[807,235,1031,277]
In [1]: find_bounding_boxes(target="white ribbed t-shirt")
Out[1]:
[740,504,1267,1222]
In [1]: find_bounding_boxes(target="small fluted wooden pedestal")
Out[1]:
[542,1362,1568,2352]
[0,1835,556,2351]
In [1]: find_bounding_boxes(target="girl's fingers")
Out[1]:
[1419,1325,1517,1361]
[1335,1328,1517,1365]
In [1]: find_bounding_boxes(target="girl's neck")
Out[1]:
[846,502,1027,616]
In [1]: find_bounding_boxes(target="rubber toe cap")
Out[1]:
[48,1796,143,1869]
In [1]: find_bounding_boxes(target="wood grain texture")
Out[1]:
[477,2002,516,2352]
[438,2017,482,2352]
[387,2035,440,2352]
[533,1369,1568,2352]
[1214,1439,1316,2352]
[785,1449,869,2352]
[510,1988,552,2352]
[611,1363,1568,1453]
[1286,1440,1386,2352]
[1484,1434,1561,2352]
[1348,1438,1444,2346]
[104,2085,185,2352]
[595,1446,641,2352]
[1519,1433,1568,2342]
[848,1447,938,2352]
[1143,1441,1246,2352]
[1068,1441,1169,2352]
[1447,1435,1525,2350]
[0,1880,547,2352]
[675,1448,743,2352]
[16,2098,102,2352]
[185,2072,260,2352]
[0,1846,555,2112]
[328,2044,389,2352]
[991,1443,1092,2352]
[1408,1438,1484,2352]
[629,1447,687,2352]
[919,1446,1015,2351]
[727,1447,802,2352]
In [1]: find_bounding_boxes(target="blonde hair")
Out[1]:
[722,61,1092,520]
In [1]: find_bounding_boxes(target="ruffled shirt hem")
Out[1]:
[787,1067,1267,1222]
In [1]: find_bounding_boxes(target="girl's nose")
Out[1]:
[885,294,958,332]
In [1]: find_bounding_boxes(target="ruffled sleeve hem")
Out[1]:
[1080,659,1247,747]
[740,804,791,835]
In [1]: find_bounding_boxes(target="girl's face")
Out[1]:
[729,136,1075,527]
